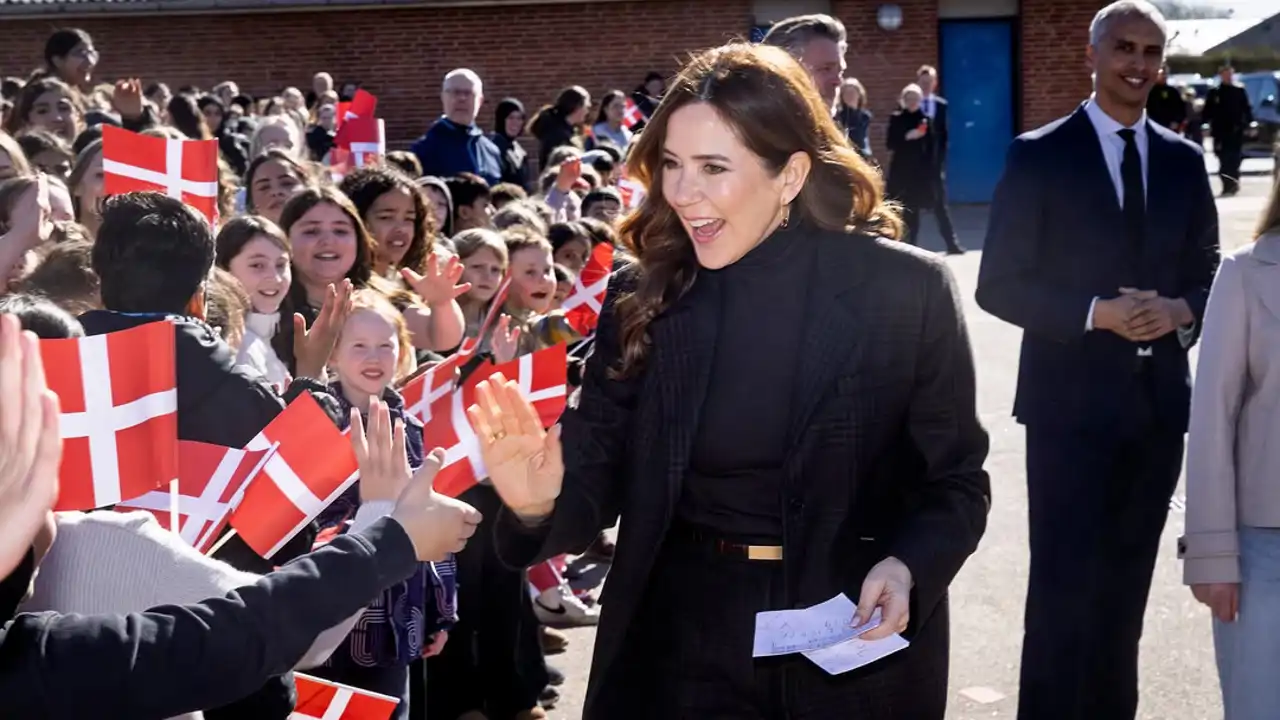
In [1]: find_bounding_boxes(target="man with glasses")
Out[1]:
[411,68,504,186]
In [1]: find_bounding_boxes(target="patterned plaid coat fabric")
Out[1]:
[495,227,992,719]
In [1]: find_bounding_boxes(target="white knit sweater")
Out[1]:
[21,502,394,720]
[236,312,289,389]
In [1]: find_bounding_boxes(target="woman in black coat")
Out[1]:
[528,86,590,170]
[490,97,532,190]
[468,43,989,720]
[886,83,937,246]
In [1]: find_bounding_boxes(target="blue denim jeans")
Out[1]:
[1213,526,1280,720]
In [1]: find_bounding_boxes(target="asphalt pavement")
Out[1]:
[540,154,1277,720]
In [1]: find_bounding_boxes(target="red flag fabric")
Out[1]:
[622,97,643,129]
[291,673,399,720]
[41,322,178,511]
[115,441,274,551]
[422,343,569,498]
[400,353,466,425]
[617,174,646,211]
[335,89,378,130]
[562,242,614,335]
[101,125,220,223]
[334,116,385,167]
[232,394,359,558]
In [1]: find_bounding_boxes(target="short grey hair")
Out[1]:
[1089,0,1167,47]
[761,13,848,56]
[442,68,483,94]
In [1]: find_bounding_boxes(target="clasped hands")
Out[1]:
[1092,288,1193,343]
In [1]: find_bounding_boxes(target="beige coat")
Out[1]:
[1183,234,1280,585]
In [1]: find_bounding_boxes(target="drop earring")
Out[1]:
[780,203,791,229]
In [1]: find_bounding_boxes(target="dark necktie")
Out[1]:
[1117,128,1145,261]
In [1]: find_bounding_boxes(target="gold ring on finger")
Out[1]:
[491,430,507,442]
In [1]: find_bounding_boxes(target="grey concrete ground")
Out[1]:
[540,155,1276,720]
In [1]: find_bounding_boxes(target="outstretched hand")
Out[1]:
[490,314,521,365]
[466,373,563,521]
[0,314,63,579]
[293,279,354,381]
[348,398,410,503]
[401,252,471,307]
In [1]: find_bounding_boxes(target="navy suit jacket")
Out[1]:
[976,104,1220,433]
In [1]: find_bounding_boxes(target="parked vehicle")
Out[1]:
[1238,70,1280,160]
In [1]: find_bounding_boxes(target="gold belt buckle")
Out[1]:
[746,544,784,561]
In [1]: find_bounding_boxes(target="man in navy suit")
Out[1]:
[976,2,1219,718]
[916,65,966,255]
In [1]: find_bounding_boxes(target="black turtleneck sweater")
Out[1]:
[677,221,814,540]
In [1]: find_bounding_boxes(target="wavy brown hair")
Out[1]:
[613,42,900,379]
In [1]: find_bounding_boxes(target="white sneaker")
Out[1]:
[534,585,600,627]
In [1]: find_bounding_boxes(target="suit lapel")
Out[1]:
[1067,108,1124,220]
[649,274,719,508]
[1142,123,1174,266]
[785,234,867,452]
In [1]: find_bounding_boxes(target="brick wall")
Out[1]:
[834,0,938,147]
[0,0,1107,152]
[1020,0,1109,131]
[0,0,755,147]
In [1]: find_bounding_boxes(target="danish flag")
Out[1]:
[334,116,385,167]
[291,673,398,720]
[335,89,378,130]
[622,97,643,129]
[41,322,178,512]
[562,242,614,335]
[115,441,275,552]
[617,170,646,211]
[101,125,220,224]
[423,343,569,498]
[399,353,467,425]
[234,393,360,559]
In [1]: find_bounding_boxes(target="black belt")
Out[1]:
[668,520,784,562]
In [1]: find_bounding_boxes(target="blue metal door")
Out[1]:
[940,20,1015,203]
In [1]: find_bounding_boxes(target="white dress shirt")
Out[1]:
[1084,96,1148,206]
[922,94,938,119]
[1081,96,1192,346]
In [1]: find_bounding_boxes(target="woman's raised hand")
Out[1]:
[466,372,563,521]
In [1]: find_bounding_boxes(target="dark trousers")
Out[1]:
[427,485,547,720]
[1217,136,1243,194]
[1018,379,1183,720]
[615,522,948,719]
[903,173,960,251]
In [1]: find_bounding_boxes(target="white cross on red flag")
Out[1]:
[114,441,275,552]
[562,242,614,335]
[422,343,569,499]
[334,116,385,168]
[622,97,643,129]
[40,322,178,511]
[335,89,378,131]
[399,352,466,425]
[233,393,359,559]
[616,171,646,211]
[290,673,399,720]
[101,125,220,224]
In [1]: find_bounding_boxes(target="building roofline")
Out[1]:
[0,0,629,19]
